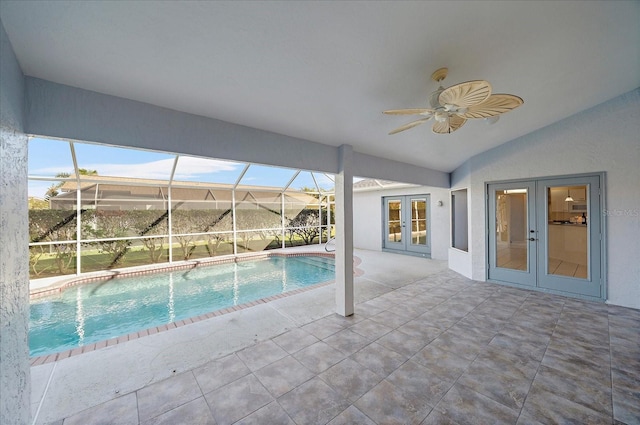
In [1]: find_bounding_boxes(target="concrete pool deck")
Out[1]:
[31,248,448,423]
[29,248,639,424]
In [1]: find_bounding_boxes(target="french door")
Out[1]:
[383,195,431,257]
[488,175,602,300]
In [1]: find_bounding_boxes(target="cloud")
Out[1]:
[32,157,240,181]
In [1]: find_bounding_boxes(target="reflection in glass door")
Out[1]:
[546,185,588,278]
[410,198,428,247]
[537,176,601,297]
[383,195,430,257]
[385,198,403,250]
[488,182,536,287]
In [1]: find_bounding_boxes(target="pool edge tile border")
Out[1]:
[30,252,363,366]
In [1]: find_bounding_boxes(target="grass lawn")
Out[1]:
[29,235,330,280]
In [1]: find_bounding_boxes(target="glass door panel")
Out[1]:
[537,176,601,298]
[546,185,588,278]
[488,182,536,287]
[387,200,402,244]
[410,198,427,246]
[495,189,528,271]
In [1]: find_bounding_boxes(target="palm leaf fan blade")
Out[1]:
[383,108,434,116]
[388,117,431,135]
[438,80,492,108]
[462,94,524,119]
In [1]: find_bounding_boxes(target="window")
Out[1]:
[451,189,468,251]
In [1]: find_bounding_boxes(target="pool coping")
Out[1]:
[30,251,363,366]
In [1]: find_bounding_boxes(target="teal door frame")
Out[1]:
[383,195,431,257]
[487,174,604,301]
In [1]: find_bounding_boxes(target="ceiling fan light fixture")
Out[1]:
[435,111,448,123]
[484,116,499,125]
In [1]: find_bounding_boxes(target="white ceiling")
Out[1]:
[1,1,638,172]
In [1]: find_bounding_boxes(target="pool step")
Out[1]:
[290,256,335,272]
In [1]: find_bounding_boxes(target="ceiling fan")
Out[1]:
[383,67,523,134]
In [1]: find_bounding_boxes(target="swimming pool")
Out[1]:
[29,255,335,358]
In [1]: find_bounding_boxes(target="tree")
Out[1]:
[191,209,232,257]
[77,168,98,176]
[29,209,78,275]
[290,209,321,245]
[129,210,168,263]
[84,210,132,267]
[28,197,49,210]
[171,210,198,260]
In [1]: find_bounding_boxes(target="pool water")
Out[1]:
[29,256,334,357]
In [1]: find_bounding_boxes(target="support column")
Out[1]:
[0,128,30,425]
[335,144,354,317]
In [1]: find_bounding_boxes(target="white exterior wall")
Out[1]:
[451,89,640,309]
[449,161,473,278]
[353,186,450,261]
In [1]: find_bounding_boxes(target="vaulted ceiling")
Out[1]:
[1,1,638,172]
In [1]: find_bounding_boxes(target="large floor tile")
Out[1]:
[205,374,273,425]
[369,310,412,328]
[236,340,288,372]
[540,346,611,383]
[136,371,202,423]
[193,353,251,394]
[272,328,320,354]
[140,397,215,425]
[386,360,452,408]
[319,357,383,403]
[473,349,539,383]
[323,328,372,356]
[327,405,376,425]
[278,377,350,425]
[354,379,431,425]
[433,384,519,425]
[427,331,486,362]
[411,344,472,382]
[254,355,315,397]
[293,341,347,374]
[456,361,533,410]
[301,316,349,340]
[487,333,547,362]
[521,385,612,424]
[62,393,138,425]
[530,364,612,416]
[233,401,296,425]
[396,320,442,343]
[351,342,408,378]
[349,318,395,341]
[376,329,430,358]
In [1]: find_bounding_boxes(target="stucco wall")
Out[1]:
[0,18,30,425]
[353,186,450,261]
[452,89,640,309]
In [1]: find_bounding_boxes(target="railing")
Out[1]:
[324,237,336,252]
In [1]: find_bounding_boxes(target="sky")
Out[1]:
[28,137,338,198]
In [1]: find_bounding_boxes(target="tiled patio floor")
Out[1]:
[39,259,639,424]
